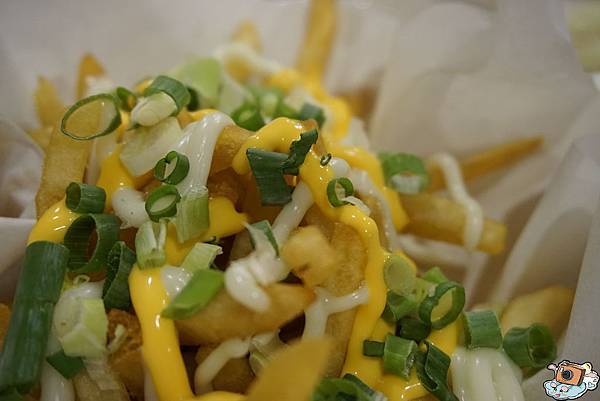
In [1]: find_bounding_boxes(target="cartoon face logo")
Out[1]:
[544,361,598,400]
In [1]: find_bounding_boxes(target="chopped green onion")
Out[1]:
[422,267,448,284]
[65,182,106,213]
[187,86,200,111]
[383,254,416,296]
[327,178,354,207]
[282,129,318,175]
[273,101,300,120]
[169,58,222,107]
[46,349,84,379]
[320,153,332,166]
[378,153,430,194]
[0,242,68,395]
[145,184,181,222]
[161,269,224,319]
[396,317,431,342]
[312,376,374,401]
[382,291,417,324]
[246,148,292,206]
[248,85,283,117]
[503,323,556,369]
[63,214,120,273]
[144,75,190,113]
[298,103,326,127]
[418,281,465,330]
[232,103,265,131]
[58,298,108,358]
[102,241,136,310]
[249,220,279,255]
[61,93,122,140]
[463,310,502,349]
[174,186,210,243]
[0,389,22,401]
[341,374,376,398]
[413,278,435,304]
[362,340,384,357]
[154,151,190,185]
[181,242,222,273]
[415,341,458,401]
[115,87,137,112]
[136,220,167,268]
[383,334,418,380]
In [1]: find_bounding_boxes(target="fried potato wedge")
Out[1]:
[34,77,65,127]
[500,286,574,339]
[210,125,253,175]
[176,284,315,345]
[73,367,130,401]
[246,338,331,401]
[338,85,377,121]
[303,206,336,240]
[232,21,262,53]
[196,346,255,394]
[230,229,253,261]
[400,193,507,254]
[77,53,105,99]
[207,168,243,206]
[0,304,10,350]
[427,136,544,192]
[28,126,53,151]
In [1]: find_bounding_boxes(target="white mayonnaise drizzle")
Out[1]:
[160,265,192,299]
[144,366,160,401]
[40,336,75,401]
[213,42,281,78]
[112,187,148,228]
[451,347,524,401]
[429,153,483,251]
[271,181,314,245]
[194,337,251,394]
[303,286,370,339]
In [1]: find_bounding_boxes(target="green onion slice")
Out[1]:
[249,220,279,255]
[273,101,300,120]
[503,323,556,369]
[232,103,265,132]
[144,75,190,113]
[378,152,430,194]
[246,148,292,206]
[187,86,200,111]
[282,129,318,175]
[415,341,458,401]
[46,349,84,379]
[341,374,376,398]
[396,317,431,342]
[63,214,120,273]
[169,58,222,107]
[102,241,136,310]
[115,87,137,112]
[161,269,224,320]
[463,310,502,349]
[383,255,416,296]
[58,298,108,358]
[327,178,355,207]
[174,186,210,243]
[154,151,190,185]
[298,103,326,127]
[383,334,418,380]
[312,376,374,401]
[362,340,384,357]
[418,281,465,330]
[0,389,23,401]
[145,185,181,222]
[136,220,167,269]
[320,153,332,166]
[181,242,222,273]
[422,266,448,284]
[382,291,417,324]
[65,182,106,213]
[61,93,122,140]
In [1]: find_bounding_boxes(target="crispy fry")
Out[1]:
[296,0,337,82]
[34,77,65,127]
[246,338,331,401]
[176,284,315,345]
[210,125,253,175]
[232,21,262,53]
[427,136,544,192]
[195,346,255,394]
[230,229,253,261]
[207,168,243,205]
[77,53,106,99]
[281,225,338,288]
[73,367,130,401]
[303,206,336,240]
[501,286,574,339]
[338,85,377,121]
[400,193,507,254]
[28,126,53,151]
[35,124,91,217]
[0,304,10,350]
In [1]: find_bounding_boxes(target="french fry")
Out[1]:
[427,136,544,192]
[27,126,53,151]
[245,338,331,401]
[303,206,336,240]
[295,0,337,82]
[210,125,253,175]
[0,304,10,350]
[195,346,255,394]
[338,85,377,121]
[34,77,65,127]
[73,367,130,401]
[500,286,574,339]
[176,284,315,345]
[77,53,105,99]
[232,21,262,53]
[281,225,339,288]
[207,168,244,206]
[400,193,507,254]
[230,229,253,261]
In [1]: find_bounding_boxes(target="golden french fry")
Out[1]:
[295,0,337,82]
[210,125,253,175]
[176,284,315,345]
[73,367,129,401]
[245,338,331,401]
[0,304,10,350]
[35,124,91,217]
[230,229,253,261]
[27,126,53,151]
[281,225,338,288]
[427,136,544,192]
[232,21,262,53]
[207,168,243,206]
[400,193,507,254]
[501,286,574,339]
[77,53,106,99]
[196,346,255,394]
[34,77,65,127]
[338,85,377,120]
[303,206,336,240]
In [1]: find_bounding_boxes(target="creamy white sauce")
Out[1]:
[194,337,251,394]
[224,262,271,313]
[213,42,281,78]
[160,265,192,299]
[112,187,148,228]
[40,335,75,401]
[272,181,314,245]
[429,153,483,251]
[144,366,160,401]
[303,286,369,339]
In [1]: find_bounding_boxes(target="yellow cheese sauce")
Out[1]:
[28,198,78,244]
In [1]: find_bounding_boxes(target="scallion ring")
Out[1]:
[281,129,318,175]
[362,340,384,357]
[378,152,430,194]
[153,151,190,185]
[463,310,503,349]
[145,185,181,222]
[102,241,136,310]
[503,323,556,369]
[382,291,417,324]
[46,349,84,379]
[115,87,137,112]
[327,177,354,207]
[65,182,106,213]
[144,75,191,113]
[383,334,418,380]
[60,93,122,140]
[232,103,265,132]
[396,317,431,342]
[298,103,326,127]
[415,341,458,401]
[320,153,332,166]
[418,280,465,330]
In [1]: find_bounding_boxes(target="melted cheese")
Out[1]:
[28,198,78,244]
